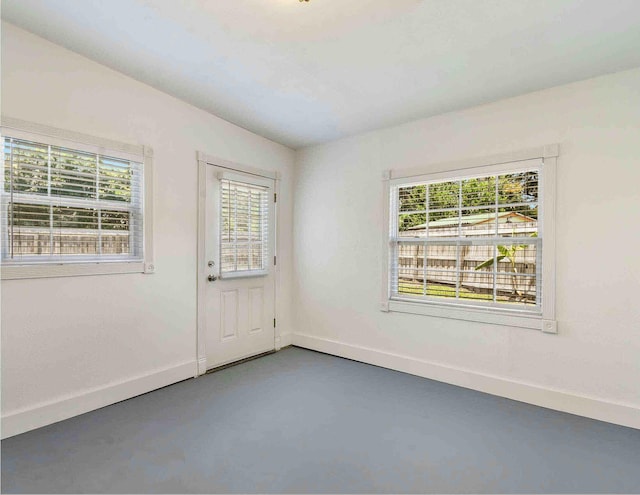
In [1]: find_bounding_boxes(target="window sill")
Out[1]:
[385,298,555,332]
[1,261,151,280]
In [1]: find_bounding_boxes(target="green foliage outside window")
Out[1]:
[398,172,538,232]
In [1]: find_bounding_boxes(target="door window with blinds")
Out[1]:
[389,159,542,312]
[2,135,144,267]
[220,179,269,276]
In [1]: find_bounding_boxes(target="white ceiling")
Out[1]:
[3,0,640,149]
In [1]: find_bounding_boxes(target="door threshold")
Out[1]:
[206,350,276,374]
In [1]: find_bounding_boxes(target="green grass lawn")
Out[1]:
[398,280,494,301]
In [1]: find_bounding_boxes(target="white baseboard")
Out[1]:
[292,333,640,430]
[197,357,208,376]
[279,332,293,348]
[2,360,196,439]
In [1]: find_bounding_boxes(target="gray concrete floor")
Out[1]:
[2,346,640,493]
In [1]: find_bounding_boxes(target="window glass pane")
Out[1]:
[250,190,263,241]
[496,243,537,274]
[427,211,457,237]
[425,270,457,299]
[219,179,268,274]
[460,244,494,272]
[10,202,50,228]
[425,243,457,299]
[425,243,456,270]
[99,156,133,202]
[100,210,129,231]
[235,244,250,271]
[9,203,51,256]
[53,231,99,256]
[497,204,538,237]
[52,205,98,229]
[52,206,98,256]
[397,279,424,296]
[5,139,49,195]
[458,270,494,302]
[461,176,496,208]
[398,185,426,213]
[221,248,235,273]
[398,212,426,235]
[495,242,538,305]
[51,146,97,200]
[391,163,541,310]
[459,208,497,238]
[251,244,263,270]
[101,210,130,255]
[496,274,537,305]
[2,136,143,263]
[429,180,459,210]
[396,243,424,295]
[498,170,538,205]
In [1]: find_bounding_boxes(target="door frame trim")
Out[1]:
[196,152,281,375]
[197,151,279,180]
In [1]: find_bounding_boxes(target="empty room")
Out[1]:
[1,0,640,493]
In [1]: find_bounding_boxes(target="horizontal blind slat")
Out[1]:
[391,165,541,310]
[2,135,144,263]
[220,178,269,274]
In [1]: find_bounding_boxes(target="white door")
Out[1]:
[203,165,276,369]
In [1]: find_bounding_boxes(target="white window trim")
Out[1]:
[381,144,558,333]
[0,116,154,280]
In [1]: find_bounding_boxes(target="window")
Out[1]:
[220,179,269,276]
[1,118,153,279]
[384,147,558,331]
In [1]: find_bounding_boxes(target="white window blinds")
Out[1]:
[1,137,144,263]
[220,179,269,274]
[390,160,542,311]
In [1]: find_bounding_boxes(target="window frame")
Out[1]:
[381,145,558,333]
[0,117,154,279]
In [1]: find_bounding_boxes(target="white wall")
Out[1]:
[1,22,295,436]
[293,68,640,427]
[3,20,639,437]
